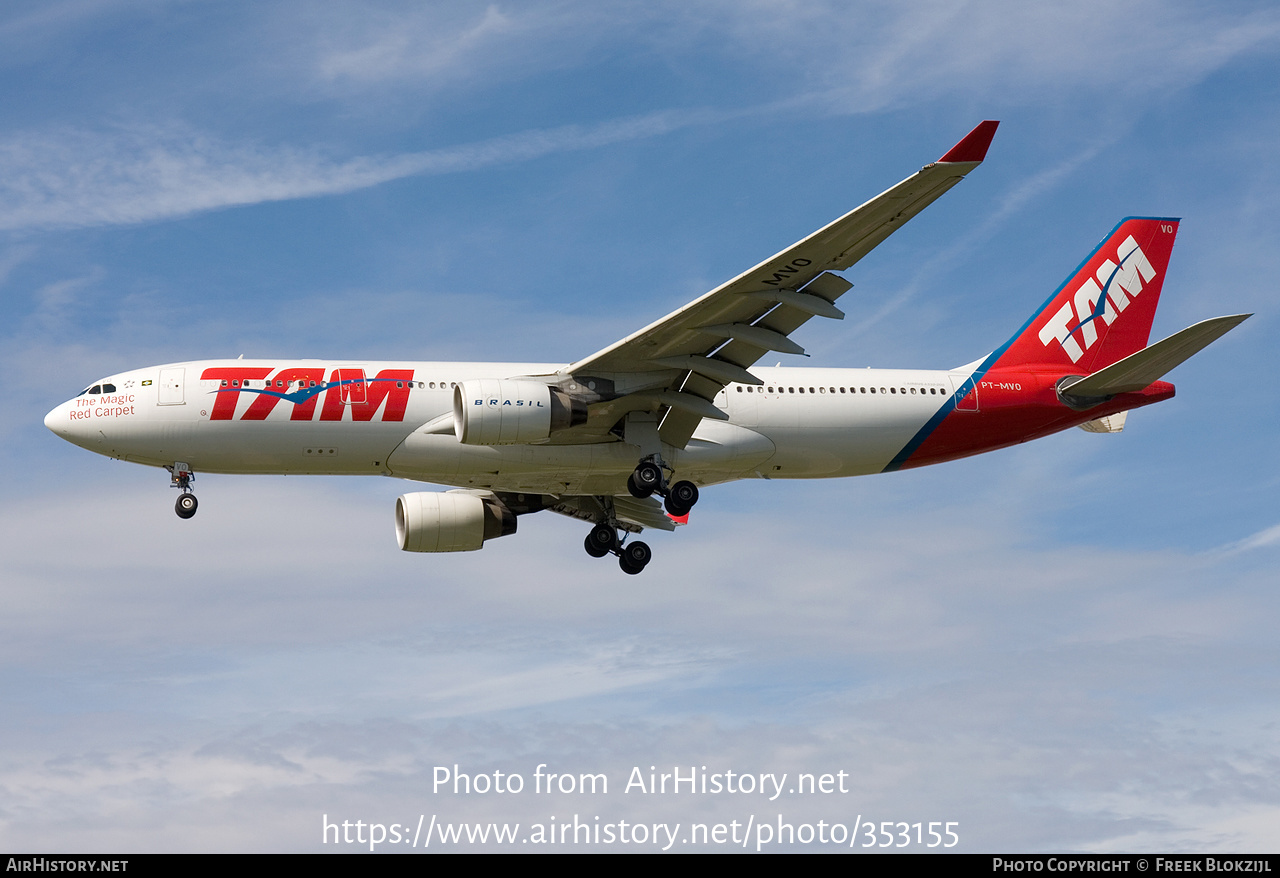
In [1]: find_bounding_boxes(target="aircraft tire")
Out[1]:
[626,472,651,499]
[175,493,198,519]
[629,462,662,498]
[618,540,651,574]
[584,524,616,558]
[664,481,698,516]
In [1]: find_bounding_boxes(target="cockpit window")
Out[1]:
[77,382,116,396]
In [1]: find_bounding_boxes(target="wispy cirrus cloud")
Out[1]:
[0,109,725,232]
[5,2,1277,234]
[1213,521,1280,556]
[290,1,1280,111]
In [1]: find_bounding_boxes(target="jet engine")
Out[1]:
[453,379,587,445]
[395,491,517,552]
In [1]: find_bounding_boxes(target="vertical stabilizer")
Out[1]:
[995,218,1180,373]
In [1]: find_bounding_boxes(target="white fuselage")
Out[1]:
[44,359,969,495]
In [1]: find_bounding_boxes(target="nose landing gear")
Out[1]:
[167,462,198,520]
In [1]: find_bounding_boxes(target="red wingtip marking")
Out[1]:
[938,120,999,163]
[667,512,690,526]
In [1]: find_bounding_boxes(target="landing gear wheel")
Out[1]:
[618,540,652,575]
[584,523,617,558]
[628,461,663,498]
[175,493,198,520]
[664,480,699,517]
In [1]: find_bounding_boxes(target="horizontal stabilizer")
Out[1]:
[1061,313,1251,399]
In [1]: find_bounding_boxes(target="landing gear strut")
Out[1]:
[582,521,652,574]
[168,462,198,520]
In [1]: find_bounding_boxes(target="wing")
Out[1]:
[556,121,999,448]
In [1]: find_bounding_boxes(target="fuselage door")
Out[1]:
[336,367,367,405]
[158,368,185,405]
[949,373,979,412]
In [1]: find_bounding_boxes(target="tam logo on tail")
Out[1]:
[995,218,1179,374]
[1037,234,1158,363]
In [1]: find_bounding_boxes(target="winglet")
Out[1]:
[938,120,999,163]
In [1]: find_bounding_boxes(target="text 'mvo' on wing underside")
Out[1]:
[561,121,1000,449]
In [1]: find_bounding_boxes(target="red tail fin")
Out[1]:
[995,218,1180,373]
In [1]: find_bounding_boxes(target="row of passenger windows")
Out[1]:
[216,379,455,390]
[736,385,946,396]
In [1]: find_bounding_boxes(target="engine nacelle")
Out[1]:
[395,491,517,553]
[453,379,587,445]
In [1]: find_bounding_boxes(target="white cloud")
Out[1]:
[0,110,724,232]
[699,0,1280,112]
[1215,521,1280,555]
[290,1,1280,110]
[3,2,1275,233]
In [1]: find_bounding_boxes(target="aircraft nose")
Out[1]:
[45,400,77,440]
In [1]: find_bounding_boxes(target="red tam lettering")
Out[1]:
[200,367,272,420]
[320,369,415,422]
[239,366,329,421]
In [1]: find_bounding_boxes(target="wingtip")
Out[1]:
[938,120,1000,163]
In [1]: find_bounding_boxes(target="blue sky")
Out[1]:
[2,0,1278,852]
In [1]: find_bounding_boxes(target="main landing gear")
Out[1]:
[583,522,652,575]
[582,460,700,574]
[168,462,198,520]
[626,457,700,518]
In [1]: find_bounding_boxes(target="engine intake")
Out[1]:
[395,491,517,553]
[453,379,587,445]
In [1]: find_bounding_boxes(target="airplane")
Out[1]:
[44,121,1251,574]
